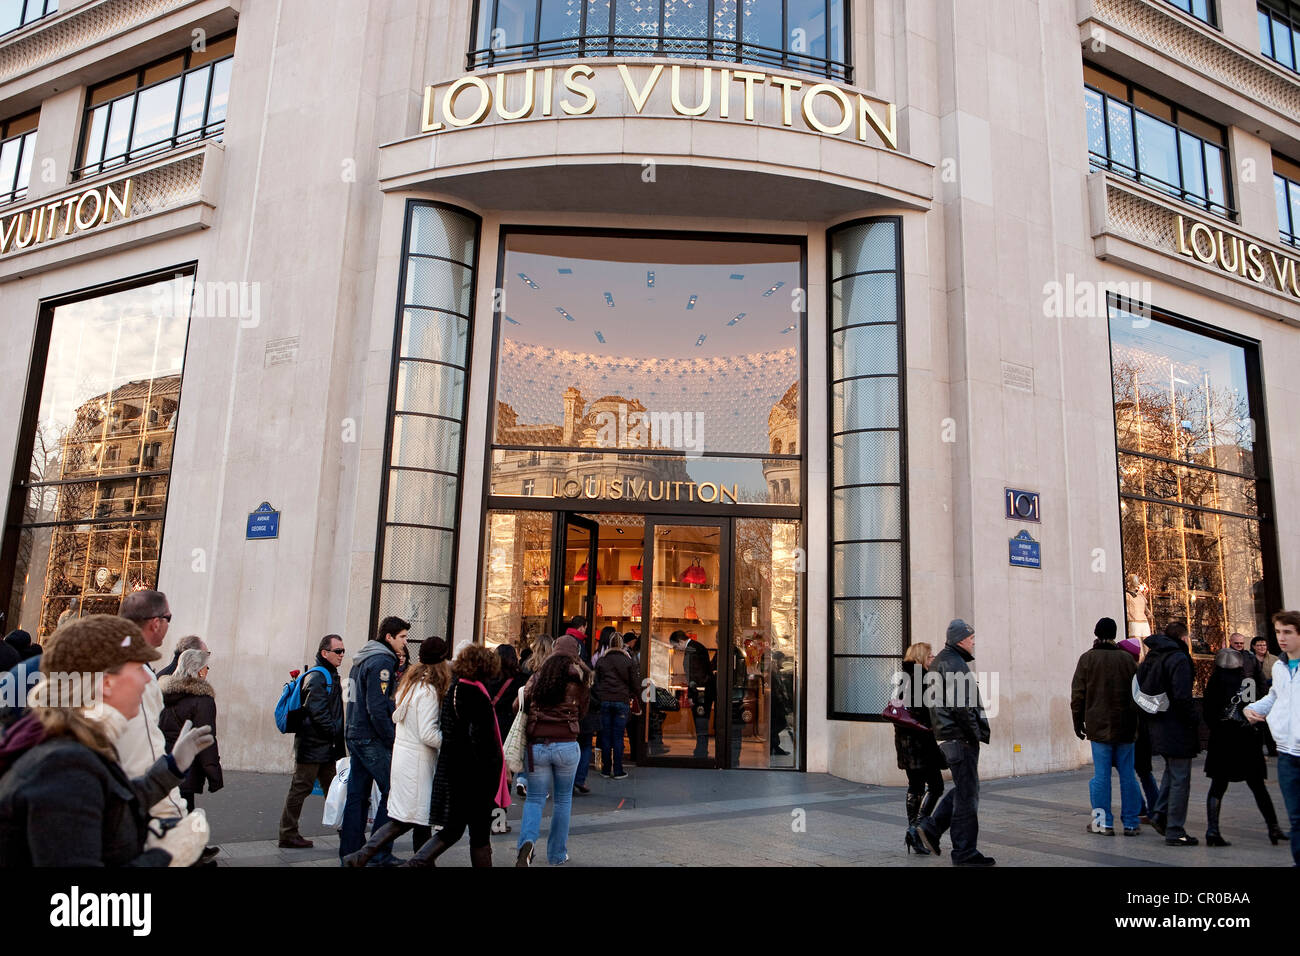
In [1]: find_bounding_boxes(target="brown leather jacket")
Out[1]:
[523,666,590,743]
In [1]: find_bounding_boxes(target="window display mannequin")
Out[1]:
[1125,574,1155,640]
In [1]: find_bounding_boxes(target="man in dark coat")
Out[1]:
[338,616,407,864]
[1134,621,1200,846]
[277,635,346,848]
[1071,617,1141,835]
[915,619,994,866]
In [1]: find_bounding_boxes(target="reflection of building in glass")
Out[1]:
[763,382,799,504]
[33,374,179,638]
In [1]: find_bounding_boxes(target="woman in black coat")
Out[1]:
[1202,649,1284,846]
[895,642,946,855]
[158,649,223,811]
[406,644,504,867]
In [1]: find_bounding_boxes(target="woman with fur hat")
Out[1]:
[159,648,224,812]
[0,615,213,866]
[342,636,452,866]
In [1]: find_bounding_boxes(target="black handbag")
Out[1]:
[1222,681,1251,725]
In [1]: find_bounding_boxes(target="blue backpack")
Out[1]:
[275,666,332,734]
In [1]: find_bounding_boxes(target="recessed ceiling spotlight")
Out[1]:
[730,273,744,280]
[604,292,615,307]
[594,331,606,343]
[558,267,573,274]
[781,323,797,334]
[556,307,575,321]
[518,272,540,290]
[686,295,698,310]
[763,281,786,297]
[647,271,656,287]
[726,312,746,326]
[504,315,521,325]
[695,334,707,347]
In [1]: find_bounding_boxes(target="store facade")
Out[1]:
[0,0,1297,779]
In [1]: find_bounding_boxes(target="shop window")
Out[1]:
[374,202,479,644]
[1109,300,1280,691]
[1,0,55,37]
[1275,154,1300,248]
[470,0,850,81]
[827,217,907,720]
[1,271,194,641]
[0,109,38,205]
[76,33,235,178]
[1084,63,1233,221]
[1163,0,1215,26]
[1260,0,1300,73]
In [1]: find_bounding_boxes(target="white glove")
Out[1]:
[172,720,215,773]
[145,809,210,867]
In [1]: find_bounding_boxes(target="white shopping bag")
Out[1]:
[322,756,385,828]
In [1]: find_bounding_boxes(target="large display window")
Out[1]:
[2,271,194,640]
[1109,300,1281,687]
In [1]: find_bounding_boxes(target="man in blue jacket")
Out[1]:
[338,616,408,864]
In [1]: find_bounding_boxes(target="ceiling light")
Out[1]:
[763,281,786,297]
[727,313,746,326]
[647,271,655,287]
[556,307,575,321]
[558,267,573,274]
[695,334,707,347]
[518,272,540,290]
[604,292,615,307]
[686,295,698,310]
[504,315,520,325]
[781,324,796,334]
[730,273,744,280]
[594,331,606,343]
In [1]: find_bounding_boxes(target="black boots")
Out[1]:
[904,793,930,855]
[469,845,493,868]
[341,821,410,867]
[1205,796,1230,847]
[920,787,942,820]
[402,833,454,868]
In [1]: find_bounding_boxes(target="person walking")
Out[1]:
[278,634,346,849]
[1202,647,1284,847]
[0,615,212,867]
[157,634,205,679]
[914,619,994,866]
[575,626,616,791]
[595,632,638,780]
[1118,637,1160,821]
[1246,610,1300,865]
[405,643,507,867]
[1071,617,1141,836]
[564,615,591,665]
[896,642,945,855]
[158,649,223,813]
[1251,635,1279,756]
[513,635,553,798]
[342,637,452,866]
[1134,621,1200,846]
[516,643,591,866]
[338,616,408,864]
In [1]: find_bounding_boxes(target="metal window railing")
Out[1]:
[468,0,850,83]
[1085,85,1236,221]
[74,55,232,180]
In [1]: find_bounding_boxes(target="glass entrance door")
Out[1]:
[556,514,599,656]
[641,517,731,767]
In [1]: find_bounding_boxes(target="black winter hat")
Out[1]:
[1094,617,1117,641]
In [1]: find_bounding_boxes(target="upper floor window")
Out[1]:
[1276,154,1300,247]
[76,33,234,179]
[470,0,849,82]
[1,0,57,38]
[1259,0,1300,72]
[1163,0,1215,26]
[1084,64,1233,220]
[0,109,37,205]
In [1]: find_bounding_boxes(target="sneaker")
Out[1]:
[552,853,570,865]
[612,771,629,780]
[600,771,614,779]
[516,841,534,867]
[1165,834,1199,847]
[515,781,527,798]
[1123,827,1141,836]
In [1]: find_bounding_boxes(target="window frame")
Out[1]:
[1259,0,1300,73]
[1275,154,1300,247]
[466,0,853,83]
[0,0,57,40]
[1162,0,1216,27]
[0,109,39,206]
[73,32,235,180]
[826,215,909,723]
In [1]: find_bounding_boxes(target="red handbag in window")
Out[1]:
[630,558,643,581]
[680,558,707,585]
[573,561,599,583]
[683,596,700,622]
[631,602,641,619]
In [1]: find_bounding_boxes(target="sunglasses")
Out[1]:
[328,647,345,654]
[155,614,173,623]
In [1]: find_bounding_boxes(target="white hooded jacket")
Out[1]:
[1246,656,1300,757]
[116,666,186,818]
[385,681,442,825]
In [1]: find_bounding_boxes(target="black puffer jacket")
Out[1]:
[1070,641,1138,743]
[158,674,223,796]
[929,644,990,745]
[296,653,344,763]
[0,730,181,866]
[1135,633,1200,758]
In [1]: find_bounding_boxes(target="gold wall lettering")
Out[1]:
[548,476,739,504]
[421,63,898,150]
[0,179,133,256]
[1175,215,1300,299]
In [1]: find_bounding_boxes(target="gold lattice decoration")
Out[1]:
[0,0,192,84]
[127,152,204,215]
[1093,0,1300,117]
[1104,182,1180,254]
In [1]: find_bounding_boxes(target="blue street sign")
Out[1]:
[246,502,280,540]
[1009,529,1041,569]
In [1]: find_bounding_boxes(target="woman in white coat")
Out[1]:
[342,637,450,867]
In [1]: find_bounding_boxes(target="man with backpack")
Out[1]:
[278,634,346,849]
[338,616,408,864]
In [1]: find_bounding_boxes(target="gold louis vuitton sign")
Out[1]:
[422,63,898,150]
[1175,215,1300,299]
[0,179,133,256]
[546,476,739,504]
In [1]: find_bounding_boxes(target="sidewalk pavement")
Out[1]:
[199,756,1295,867]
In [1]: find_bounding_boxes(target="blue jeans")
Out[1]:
[600,702,631,775]
[927,739,981,864]
[338,738,393,861]
[575,732,594,785]
[1138,771,1159,817]
[1089,741,1141,829]
[519,741,580,864]
[1276,752,1300,866]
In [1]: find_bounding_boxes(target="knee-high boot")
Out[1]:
[1248,778,1286,844]
[469,845,493,868]
[920,785,943,820]
[402,832,454,868]
[904,793,931,856]
[1205,795,1230,847]
[906,792,924,827]
[341,820,411,868]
